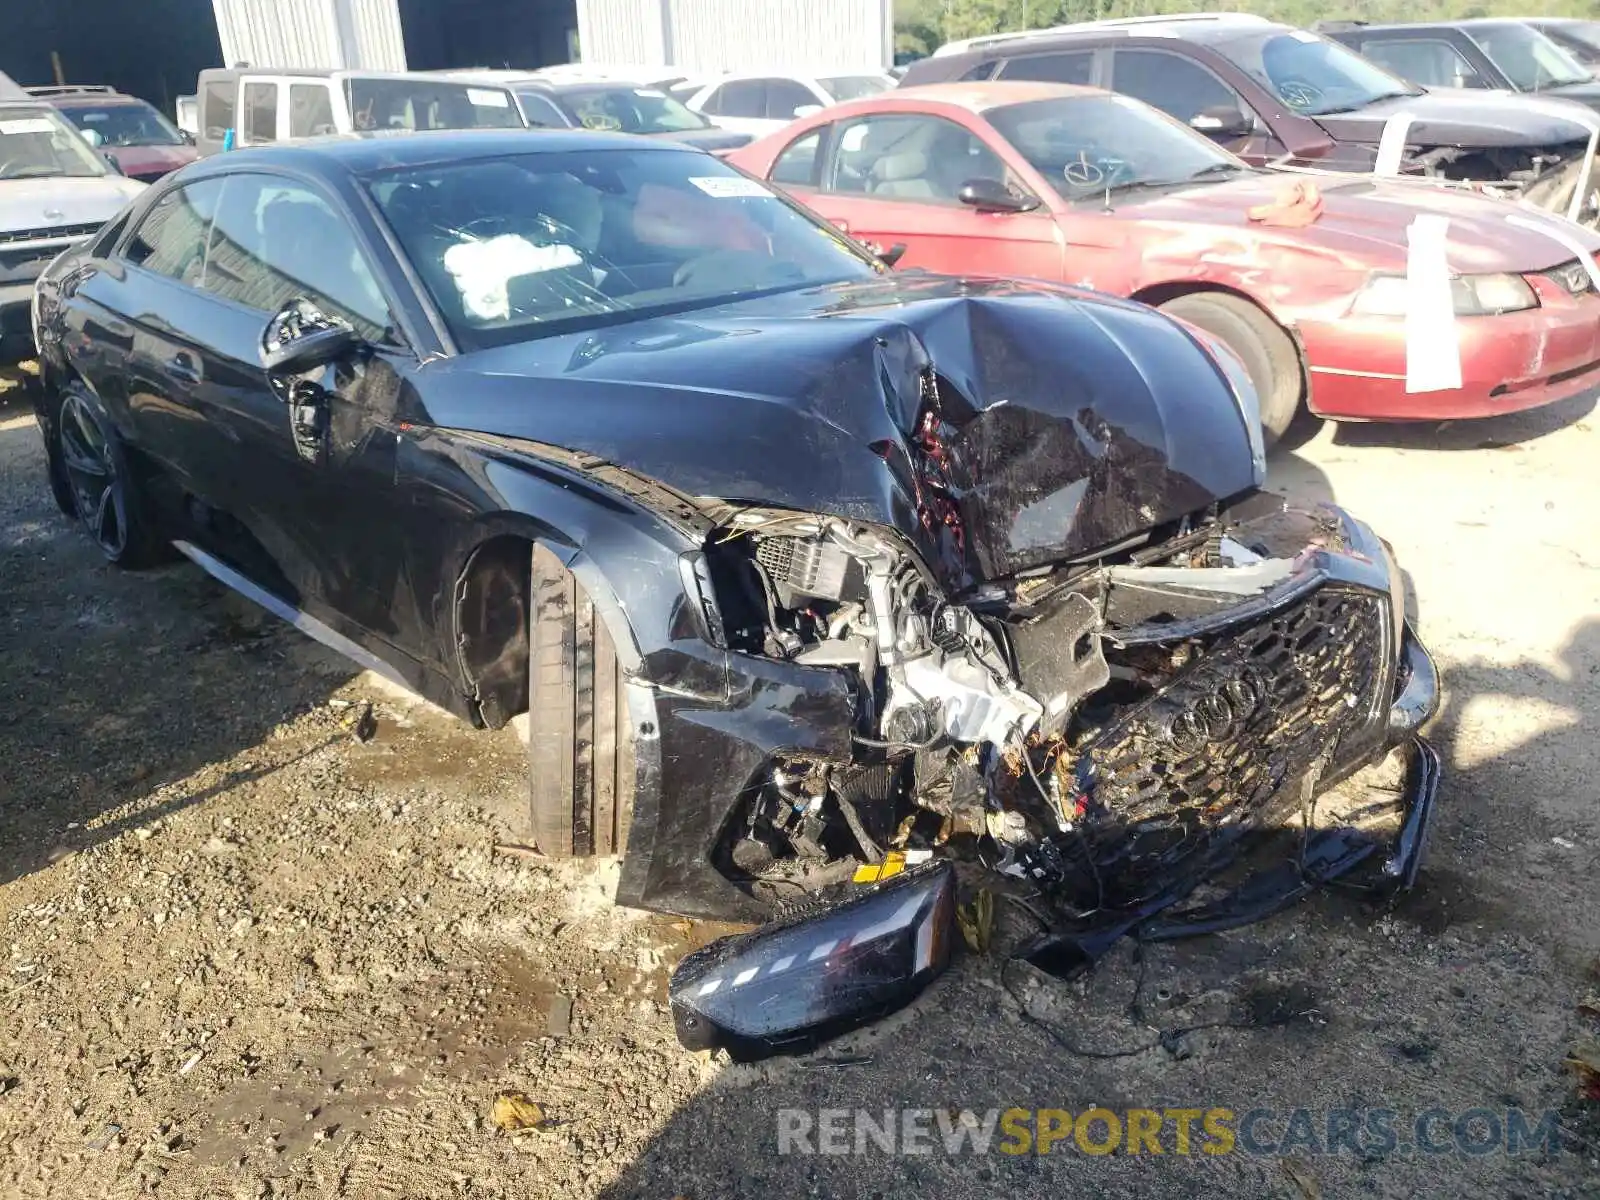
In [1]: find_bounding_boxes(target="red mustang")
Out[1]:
[729,82,1600,440]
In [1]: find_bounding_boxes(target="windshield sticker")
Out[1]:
[634,89,666,98]
[442,235,583,320]
[1289,30,1321,42]
[81,113,108,123]
[467,88,510,107]
[0,118,59,136]
[688,175,774,199]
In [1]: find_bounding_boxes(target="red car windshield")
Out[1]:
[989,94,1248,201]
[61,101,185,147]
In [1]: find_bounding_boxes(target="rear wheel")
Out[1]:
[1159,292,1302,446]
[527,543,637,857]
[56,387,169,568]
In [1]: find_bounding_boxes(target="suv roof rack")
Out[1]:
[932,12,1271,57]
[24,84,118,97]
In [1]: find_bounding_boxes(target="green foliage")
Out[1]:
[894,0,1600,58]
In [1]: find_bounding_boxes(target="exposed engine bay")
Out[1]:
[699,490,1433,949]
[1360,138,1600,227]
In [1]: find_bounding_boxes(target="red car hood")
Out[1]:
[1120,171,1600,276]
[107,144,197,182]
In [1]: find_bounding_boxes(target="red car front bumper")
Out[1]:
[1299,287,1600,421]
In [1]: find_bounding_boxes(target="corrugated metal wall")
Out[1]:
[576,0,889,71]
[212,0,405,70]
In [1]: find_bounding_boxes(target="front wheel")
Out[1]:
[56,386,169,568]
[527,543,637,857]
[1159,292,1303,446]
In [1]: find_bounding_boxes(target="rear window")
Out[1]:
[202,79,236,141]
[346,78,524,131]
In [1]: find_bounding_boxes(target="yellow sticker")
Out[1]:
[853,851,906,884]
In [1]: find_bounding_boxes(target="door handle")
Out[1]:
[166,353,202,384]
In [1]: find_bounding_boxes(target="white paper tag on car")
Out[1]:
[1404,215,1463,395]
[0,118,59,136]
[467,89,510,107]
[688,176,773,198]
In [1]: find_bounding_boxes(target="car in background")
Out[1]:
[902,14,1600,227]
[0,99,145,363]
[441,70,751,151]
[27,129,1440,1057]
[1321,19,1600,111]
[729,81,1600,440]
[684,71,897,137]
[1528,19,1600,77]
[192,68,523,156]
[26,84,198,183]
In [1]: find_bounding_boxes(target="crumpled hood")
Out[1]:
[419,273,1260,588]
[0,173,144,232]
[1121,172,1600,274]
[1313,87,1596,148]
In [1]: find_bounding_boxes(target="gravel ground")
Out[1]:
[1,380,1597,1200]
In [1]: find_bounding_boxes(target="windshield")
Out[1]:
[366,148,880,351]
[1223,31,1423,116]
[818,74,895,102]
[556,85,710,133]
[60,101,185,147]
[1468,23,1592,90]
[346,78,524,132]
[990,94,1247,202]
[0,107,108,179]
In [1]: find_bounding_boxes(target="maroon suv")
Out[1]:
[26,85,197,183]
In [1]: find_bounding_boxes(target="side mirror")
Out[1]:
[879,242,907,268]
[100,151,123,175]
[957,178,1039,214]
[1189,105,1254,139]
[260,300,363,375]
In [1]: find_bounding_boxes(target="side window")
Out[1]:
[765,79,817,120]
[201,175,391,342]
[1000,51,1095,84]
[715,80,767,119]
[1111,49,1243,125]
[202,79,236,141]
[242,81,277,143]
[516,92,568,127]
[124,180,225,285]
[771,129,822,186]
[1362,39,1485,89]
[823,113,1012,203]
[289,84,337,138]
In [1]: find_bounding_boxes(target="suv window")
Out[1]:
[999,51,1095,84]
[824,113,1010,202]
[771,129,822,185]
[1359,38,1488,89]
[765,79,816,120]
[242,81,277,143]
[289,83,337,138]
[201,175,390,341]
[125,179,225,285]
[1111,49,1243,124]
[202,79,235,141]
[706,80,765,119]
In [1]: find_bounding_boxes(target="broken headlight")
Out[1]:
[1351,272,1538,317]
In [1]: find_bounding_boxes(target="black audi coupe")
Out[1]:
[29,129,1439,1058]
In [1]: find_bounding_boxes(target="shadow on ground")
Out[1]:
[0,400,357,889]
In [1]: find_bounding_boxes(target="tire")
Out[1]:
[29,379,77,518]
[55,385,170,568]
[527,543,636,858]
[1159,292,1302,446]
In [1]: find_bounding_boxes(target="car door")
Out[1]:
[1108,47,1286,161]
[771,111,1063,280]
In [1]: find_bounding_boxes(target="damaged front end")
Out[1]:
[670,489,1441,1058]
[1367,130,1600,228]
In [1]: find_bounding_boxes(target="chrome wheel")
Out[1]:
[58,392,129,560]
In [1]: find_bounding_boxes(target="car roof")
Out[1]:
[1339,18,1530,33]
[937,13,1284,58]
[186,127,685,176]
[892,80,1102,112]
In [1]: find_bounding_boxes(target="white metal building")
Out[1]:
[575,0,893,71]
[211,0,408,71]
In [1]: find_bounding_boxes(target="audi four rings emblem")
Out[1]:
[1167,670,1267,752]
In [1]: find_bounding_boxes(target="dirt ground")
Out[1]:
[1,378,1597,1200]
